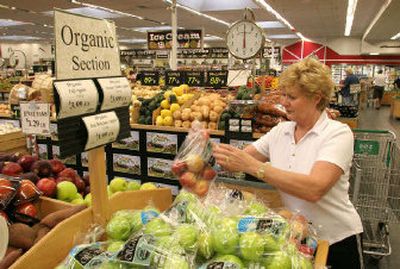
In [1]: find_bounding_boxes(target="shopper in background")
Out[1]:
[393,76,400,89]
[340,67,359,105]
[373,70,386,109]
[213,57,363,269]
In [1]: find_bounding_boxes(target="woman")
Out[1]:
[373,70,385,109]
[340,67,359,105]
[213,57,363,269]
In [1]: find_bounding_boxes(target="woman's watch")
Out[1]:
[256,163,269,179]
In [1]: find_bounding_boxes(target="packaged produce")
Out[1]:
[0,176,19,210]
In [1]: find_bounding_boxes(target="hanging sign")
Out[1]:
[165,71,184,86]
[20,102,51,135]
[83,111,120,151]
[54,9,120,79]
[147,29,202,50]
[206,71,228,88]
[184,71,205,87]
[54,80,99,119]
[138,71,159,86]
[97,77,131,111]
[227,70,251,87]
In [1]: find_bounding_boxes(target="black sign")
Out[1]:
[138,71,159,86]
[147,29,202,50]
[184,71,204,87]
[206,71,228,88]
[165,71,184,86]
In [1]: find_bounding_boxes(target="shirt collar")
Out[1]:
[283,111,329,136]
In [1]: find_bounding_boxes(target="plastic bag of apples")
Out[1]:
[171,121,217,197]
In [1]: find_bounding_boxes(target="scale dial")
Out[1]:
[226,20,264,59]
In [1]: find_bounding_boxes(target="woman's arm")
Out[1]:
[243,145,269,162]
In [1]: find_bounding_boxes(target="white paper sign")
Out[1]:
[98,77,131,111]
[54,10,120,79]
[82,111,120,150]
[20,102,51,135]
[54,80,99,119]
[227,70,251,87]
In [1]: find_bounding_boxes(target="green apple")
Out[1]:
[74,193,83,200]
[185,201,207,223]
[174,191,197,204]
[297,255,313,269]
[140,182,157,190]
[198,232,214,259]
[106,216,132,240]
[239,231,265,261]
[213,254,244,269]
[84,193,92,206]
[156,236,185,255]
[109,178,128,193]
[126,181,141,191]
[143,218,172,237]
[107,186,113,196]
[244,201,268,216]
[71,197,85,205]
[57,181,78,201]
[212,217,239,255]
[266,251,292,269]
[174,224,199,251]
[263,233,281,253]
[107,241,125,252]
[160,256,189,269]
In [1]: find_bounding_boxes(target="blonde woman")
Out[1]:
[213,58,363,269]
[340,67,359,105]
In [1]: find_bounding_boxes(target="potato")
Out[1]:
[209,111,219,122]
[181,112,190,121]
[193,100,199,105]
[182,121,191,128]
[191,111,203,121]
[41,205,87,228]
[173,110,181,120]
[201,121,208,129]
[208,122,217,130]
[9,223,35,249]
[213,105,224,114]
[201,105,210,119]
[174,120,182,128]
[191,105,201,112]
[0,248,23,269]
[34,224,51,244]
[182,108,192,114]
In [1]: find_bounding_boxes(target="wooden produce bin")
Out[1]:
[391,96,400,119]
[10,189,172,269]
[33,196,73,219]
[0,131,28,154]
[381,91,397,106]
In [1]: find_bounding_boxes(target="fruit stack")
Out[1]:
[171,122,217,197]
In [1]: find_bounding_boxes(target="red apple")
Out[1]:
[58,168,77,181]
[1,162,23,176]
[30,160,52,177]
[49,159,66,175]
[193,180,209,197]
[36,178,57,197]
[74,176,86,193]
[17,155,37,172]
[201,166,216,181]
[10,152,23,163]
[56,176,74,184]
[82,174,90,186]
[179,172,197,188]
[16,179,40,202]
[84,185,91,195]
[16,203,38,218]
[20,172,40,184]
[171,161,187,176]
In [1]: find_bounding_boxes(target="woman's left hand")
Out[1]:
[212,143,254,173]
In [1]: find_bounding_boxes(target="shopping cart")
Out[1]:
[349,129,400,259]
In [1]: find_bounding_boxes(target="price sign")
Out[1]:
[206,71,228,88]
[165,71,184,86]
[97,77,131,111]
[139,71,159,86]
[54,80,99,119]
[83,111,120,151]
[184,71,204,86]
[20,102,51,135]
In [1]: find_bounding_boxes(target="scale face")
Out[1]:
[226,20,264,60]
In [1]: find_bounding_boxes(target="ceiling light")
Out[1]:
[362,0,392,40]
[344,0,358,36]
[11,6,16,10]
[252,0,295,31]
[296,32,309,41]
[204,35,223,41]
[118,38,147,44]
[391,32,400,40]
[165,0,230,26]
[132,26,174,32]
[256,21,285,29]
[369,52,380,55]
[0,35,41,40]
[269,34,299,39]
[0,19,31,27]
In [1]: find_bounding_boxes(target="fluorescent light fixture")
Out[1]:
[0,19,31,27]
[0,35,41,40]
[296,32,309,41]
[362,0,392,40]
[390,32,400,40]
[344,0,358,36]
[119,39,147,44]
[132,26,173,32]
[176,0,258,12]
[164,0,230,26]
[71,0,144,20]
[253,0,295,31]
[256,21,285,29]
[204,35,223,41]
[369,52,380,55]
[269,34,299,39]
[43,7,124,19]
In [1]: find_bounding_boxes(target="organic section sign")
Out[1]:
[54,10,120,80]
[97,77,131,111]
[20,102,51,135]
[54,80,99,119]
[147,29,202,50]
[83,111,120,151]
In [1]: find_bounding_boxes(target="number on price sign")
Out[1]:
[165,71,184,86]
[20,102,51,135]
[184,71,204,86]
[207,71,227,88]
[139,72,159,86]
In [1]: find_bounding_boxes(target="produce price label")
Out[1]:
[83,111,120,151]
[97,77,131,111]
[139,71,159,86]
[184,71,204,86]
[20,102,51,135]
[206,71,228,88]
[54,80,99,119]
[165,71,184,86]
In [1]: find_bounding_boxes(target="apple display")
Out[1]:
[239,231,265,261]
[198,232,214,259]
[174,224,199,251]
[126,181,140,191]
[56,181,78,201]
[179,172,196,188]
[36,178,57,197]
[17,155,37,172]
[140,182,157,190]
[106,216,132,240]
[143,218,172,237]
[185,154,204,173]
[109,178,127,193]
[212,217,239,255]
[1,162,22,176]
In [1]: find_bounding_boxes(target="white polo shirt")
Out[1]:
[252,112,363,244]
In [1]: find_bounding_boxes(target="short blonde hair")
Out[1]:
[345,67,353,75]
[279,57,334,111]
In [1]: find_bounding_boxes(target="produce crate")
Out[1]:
[0,131,28,154]
[391,96,400,119]
[381,91,397,106]
[9,189,172,269]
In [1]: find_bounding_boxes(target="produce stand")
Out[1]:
[391,96,400,119]
[0,130,28,154]
[337,116,359,129]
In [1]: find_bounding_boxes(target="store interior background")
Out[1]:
[0,0,399,268]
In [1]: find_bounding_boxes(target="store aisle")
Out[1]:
[357,106,400,269]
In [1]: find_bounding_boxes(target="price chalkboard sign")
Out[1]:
[138,71,159,86]
[165,71,184,86]
[184,71,204,87]
[20,102,51,136]
[206,70,228,88]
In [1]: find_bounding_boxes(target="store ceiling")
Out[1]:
[0,0,398,46]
